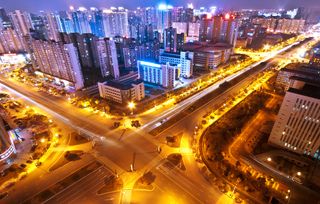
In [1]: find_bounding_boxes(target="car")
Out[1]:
[26,160,32,164]
[0,192,8,200]
[20,164,27,169]
[35,161,42,167]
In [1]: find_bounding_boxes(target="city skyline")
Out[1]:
[0,0,320,12]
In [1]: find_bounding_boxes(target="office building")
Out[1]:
[137,61,179,88]
[98,73,145,104]
[32,39,84,90]
[159,51,194,78]
[269,78,320,156]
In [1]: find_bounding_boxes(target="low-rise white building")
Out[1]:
[137,61,180,88]
[98,73,145,104]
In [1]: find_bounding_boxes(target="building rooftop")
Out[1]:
[103,75,143,90]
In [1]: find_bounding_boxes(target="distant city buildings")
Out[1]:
[252,17,305,34]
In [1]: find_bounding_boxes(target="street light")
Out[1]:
[263,44,271,50]
[267,157,272,162]
[128,101,135,115]
[297,171,301,176]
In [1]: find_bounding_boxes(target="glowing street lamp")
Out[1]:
[263,44,271,51]
[40,138,46,143]
[297,171,301,176]
[267,157,272,162]
[128,101,135,114]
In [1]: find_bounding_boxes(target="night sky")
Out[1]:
[0,0,319,12]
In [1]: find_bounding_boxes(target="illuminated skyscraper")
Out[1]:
[96,38,119,79]
[71,8,91,34]
[164,27,177,53]
[156,4,173,33]
[42,12,60,41]
[8,10,32,36]
[31,39,84,90]
[102,7,129,37]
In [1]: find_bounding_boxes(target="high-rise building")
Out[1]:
[164,27,177,53]
[71,8,91,34]
[96,38,119,79]
[60,33,102,86]
[89,8,105,38]
[42,12,60,41]
[269,77,320,157]
[135,7,156,29]
[102,7,129,37]
[0,28,26,54]
[171,7,193,22]
[156,4,173,33]
[211,14,239,47]
[31,39,84,90]
[177,33,185,51]
[137,61,179,88]
[9,10,32,36]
